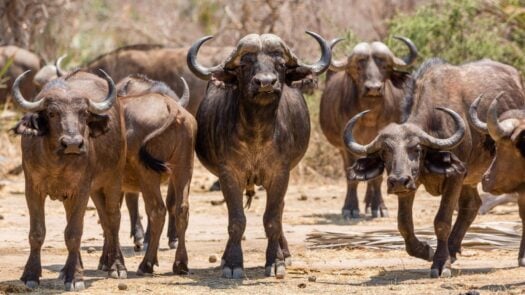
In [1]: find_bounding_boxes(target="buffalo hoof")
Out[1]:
[168,239,178,249]
[25,281,39,289]
[222,266,244,279]
[518,258,525,267]
[64,280,85,291]
[284,257,292,267]
[430,267,451,278]
[342,209,360,220]
[371,208,389,218]
[109,269,127,279]
[265,260,286,279]
[173,261,189,275]
[137,261,154,276]
[133,239,143,252]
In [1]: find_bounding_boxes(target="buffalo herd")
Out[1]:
[3,28,525,291]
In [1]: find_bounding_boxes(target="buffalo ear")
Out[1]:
[285,66,313,85]
[11,113,48,136]
[512,129,525,158]
[210,70,237,86]
[391,70,411,89]
[424,150,466,177]
[88,113,110,137]
[347,156,385,181]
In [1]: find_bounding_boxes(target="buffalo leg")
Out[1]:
[137,176,165,275]
[448,185,481,263]
[341,150,360,219]
[397,192,434,261]
[92,188,127,279]
[125,192,145,252]
[165,187,178,250]
[430,176,463,278]
[518,192,525,266]
[60,193,89,291]
[365,176,388,218]
[168,164,192,274]
[20,185,46,289]
[219,168,246,279]
[279,235,292,266]
[263,169,289,278]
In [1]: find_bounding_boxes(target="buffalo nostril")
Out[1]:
[254,75,277,87]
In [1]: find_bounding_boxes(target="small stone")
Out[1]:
[332,196,337,199]
[0,214,4,220]
[299,195,308,201]
[87,247,96,254]
[242,235,246,241]
[463,291,480,295]
[308,275,316,282]
[118,282,128,290]
[298,283,306,288]
[209,254,218,263]
[314,197,320,201]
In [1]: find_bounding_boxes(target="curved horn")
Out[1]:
[300,31,332,74]
[418,107,466,150]
[343,110,383,156]
[328,37,347,72]
[12,70,46,112]
[88,69,117,114]
[392,36,418,67]
[179,76,190,108]
[468,94,489,134]
[186,36,223,80]
[487,92,517,141]
[55,54,67,77]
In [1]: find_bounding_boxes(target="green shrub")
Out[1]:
[387,0,525,72]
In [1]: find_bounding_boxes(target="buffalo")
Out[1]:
[344,58,524,277]
[115,74,196,274]
[468,92,525,266]
[11,69,126,290]
[0,46,41,104]
[33,44,232,115]
[187,31,331,278]
[320,36,417,219]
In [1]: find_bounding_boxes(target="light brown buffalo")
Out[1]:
[11,69,126,291]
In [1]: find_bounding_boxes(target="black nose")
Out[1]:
[253,74,277,89]
[387,175,414,192]
[60,135,84,154]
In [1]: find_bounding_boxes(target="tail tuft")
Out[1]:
[139,146,169,173]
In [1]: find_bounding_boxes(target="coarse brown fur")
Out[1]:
[11,70,127,290]
[320,41,412,219]
[189,32,331,279]
[114,75,196,275]
[346,58,525,277]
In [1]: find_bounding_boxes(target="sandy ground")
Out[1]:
[0,164,525,295]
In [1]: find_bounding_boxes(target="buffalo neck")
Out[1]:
[237,94,280,140]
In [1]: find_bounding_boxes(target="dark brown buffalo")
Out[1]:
[468,93,525,266]
[344,58,524,277]
[0,46,41,104]
[114,74,196,274]
[11,69,126,291]
[320,37,417,219]
[187,31,331,278]
[34,44,232,115]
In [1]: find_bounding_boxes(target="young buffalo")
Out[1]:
[11,69,126,291]
[187,31,331,278]
[344,58,524,277]
[115,74,196,275]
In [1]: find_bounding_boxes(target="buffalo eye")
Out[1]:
[240,53,256,66]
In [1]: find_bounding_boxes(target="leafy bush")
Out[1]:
[387,0,525,72]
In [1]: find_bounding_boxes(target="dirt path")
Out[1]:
[0,168,524,294]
